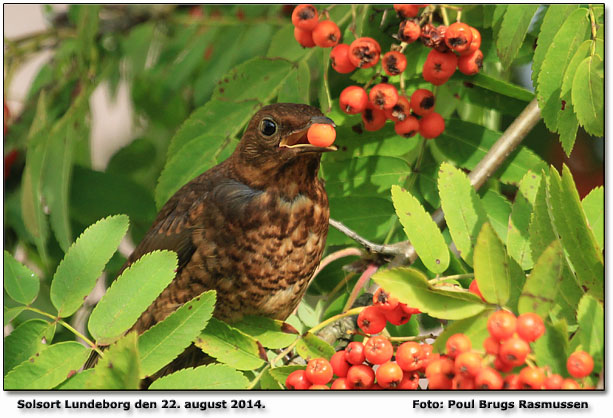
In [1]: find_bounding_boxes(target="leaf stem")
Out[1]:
[24,306,104,357]
[387,333,438,343]
[342,264,378,312]
[247,364,271,389]
[310,306,365,335]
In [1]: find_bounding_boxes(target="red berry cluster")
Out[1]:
[357,288,421,334]
[285,337,436,390]
[292,4,341,49]
[290,5,483,140]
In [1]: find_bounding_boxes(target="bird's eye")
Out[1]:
[260,118,277,137]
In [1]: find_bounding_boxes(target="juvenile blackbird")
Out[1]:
[86,104,336,376]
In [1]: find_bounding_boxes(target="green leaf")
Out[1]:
[4,319,54,375]
[575,294,604,372]
[372,268,485,320]
[324,156,411,198]
[21,92,51,265]
[278,60,311,104]
[557,40,591,156]
[518,240,564,317]
[267,24,310,61]
[149,363,248,390]
[268,365,304,387]
[457,73,534,102]
[546,166,603,300]
[295,332,335,361]
[534,319,569,376]
[195,318,266,371]
[434,119,547,186]
[506,171,541,269]
[505,257,526,314]
[4,341,89,389]
[473,223,510,306]
[138,290,216,378]
[4,306,26,325]
[572,55,604,137]
[480,189,511,243]
[84,333,140,390]
[391,185,449,274]
[4,251,40,305]
[88,251,178,345]
[581,186,604,250]
[57,368,95,390]
[259,369,284,389]
[551,265,583,326]
[528,172,557,261]
[231,315,299,349]
[432,309,493,353]
[532,4,579,89]
[537,8,589,133]
[50,215,129,317]
[327,196,395,246]
[496,5,539,68]
[438,162,487,266]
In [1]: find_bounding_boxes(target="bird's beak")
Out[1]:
[279,116,338,152]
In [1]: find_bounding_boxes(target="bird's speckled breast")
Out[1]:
[199,183,329,322]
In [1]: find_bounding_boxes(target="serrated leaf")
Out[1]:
[458,73,534,102]
[4,306,26,325]
[505,257,526,314]
[434,119,547,186]
[581,186,603,250]
[268,365,305,387]
[473,223,510,306]
[432,309,493,353]
[546,166,603,299]
[138,290,216,378]
[4,251,40,305]
[480,189,511,243]
[88,251,178,345]
[327,196,396,246]
[149,363,248,390]
[195,318,265,371]
[295,332,335,361]
[4,341,89,389]
[518,240,564,317]
[259,369,284,389]
[576,294,603,372]
[537,8,589,133]
[528,172,557,260]
[532,4,579,89]
[231,315,298,350]
[4,319,54,375]
[57,368,95,389]
[551,265,583,326]
[438,162,487,266]
[50,215,129,317]
[507,171,541,269]
[496,5,539,68]
[572,55,604,137]
[372,268,485,320]
[534,319,569,376]
[391,185,449,274]
[84,333,140,390]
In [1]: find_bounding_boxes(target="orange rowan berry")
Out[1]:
[312,20,341,48]
[292,4,318,30]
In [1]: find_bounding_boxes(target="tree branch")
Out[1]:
[330,98,542,265]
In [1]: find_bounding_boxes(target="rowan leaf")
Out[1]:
[480,189,511,243]
[295,332,335,361]
[4,341,89,390]
[195,318,266,371]
[50,215,129,317]
[138,290,216,378]
[518,240,564,317]
[496,5,539,68]
[149,363,248,390]
[438,162,487,266]
[268,365,304,387]
[506,171,541,269]
[88,250,177,345]
[572,55,604,137]
[432,309,493,353]
[231,315,299,349]
[576,294,604,371]
[546,166,603,299]
[581,186,603,250]
[537,8,589,133]
[84,333,140,390]
[474,223,510,306]
[372,267,485,320]
[4,251,40,305]
[4,319,55,375]
[391,185,449,274]
[534,319,569,376]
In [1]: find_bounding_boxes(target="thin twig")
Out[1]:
[342,264,378,312]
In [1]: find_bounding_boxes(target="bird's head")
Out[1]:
[231,103,336,189]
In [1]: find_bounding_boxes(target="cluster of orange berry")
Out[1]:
[286,336,436,390]
[292,4,341,49]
